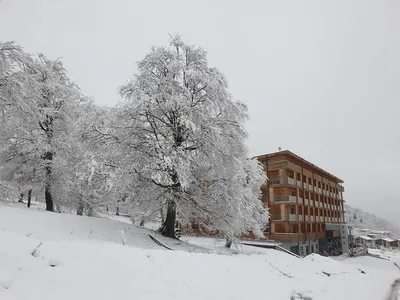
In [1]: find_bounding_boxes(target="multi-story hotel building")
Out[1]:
[256,150,347,256]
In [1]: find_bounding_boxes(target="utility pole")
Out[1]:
[348,225,353,257]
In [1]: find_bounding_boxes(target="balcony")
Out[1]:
[270,213,298,222]
[270,233,306,243]
[269,177,295,186]
[297,181,302,188]
[307,232,317,240]
[298,215,303,221]
[318,188,322,194]
[305,215,309,222]
[310,215,315,222]
[298,197,303,205]
[304,199,309,205]
[271,195,297,203]
[310,200,314,207]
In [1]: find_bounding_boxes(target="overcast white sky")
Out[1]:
[1,0,399,224]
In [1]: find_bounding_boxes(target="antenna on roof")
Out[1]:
[278,147,281,151]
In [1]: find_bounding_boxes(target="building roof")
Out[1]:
[360,236,374,241]
[371,230,392,235]
[255,150,344,183]
[382,238,395,242]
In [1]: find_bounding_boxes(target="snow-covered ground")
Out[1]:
[0,203,399,300]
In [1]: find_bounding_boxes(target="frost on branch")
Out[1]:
[0,41,88,211]
[114,35,268,239]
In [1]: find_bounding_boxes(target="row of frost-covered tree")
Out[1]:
[0,36,269,240]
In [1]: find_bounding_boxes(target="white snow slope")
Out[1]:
[0,203,399,300]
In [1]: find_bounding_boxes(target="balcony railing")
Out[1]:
[270,213,298,222]
[304,199,309,205]
[269,177,295,186]
[270,233,305,243]
[297,181,302,187]
[270,231,325,242]
[271,195,297,203]
[307,232,317,240]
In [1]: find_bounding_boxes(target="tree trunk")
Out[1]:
[77,203,84,215]
[45,185,54,211]
[43,150,54,212]
[27,189,32,208]
[87,204,94,217]
[77,194,84,215]
[160,207,164,224]
[160,201,176,238]
[45,160,54,211]
[225,238,233,248]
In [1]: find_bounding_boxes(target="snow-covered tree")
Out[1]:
[53,103,117,215]
[0,43,83,211]
[0,41,41,204]
[114,35,268,239]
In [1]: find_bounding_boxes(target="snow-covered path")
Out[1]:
[0,204,398,300]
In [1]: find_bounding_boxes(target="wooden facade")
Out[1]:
[256,150,345,243]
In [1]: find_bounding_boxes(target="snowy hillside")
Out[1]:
[345,204,400,238]
[1,203,400,300]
